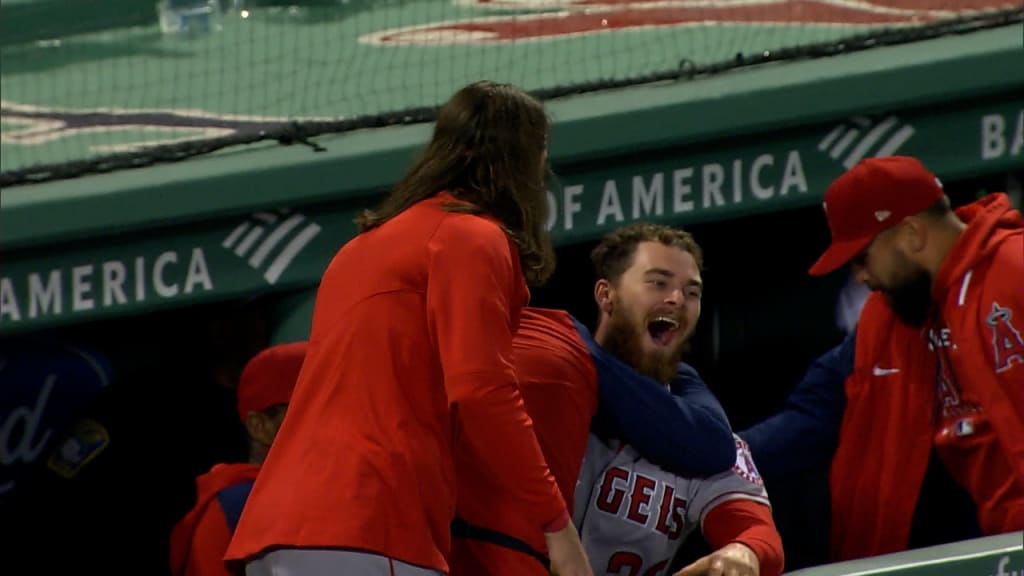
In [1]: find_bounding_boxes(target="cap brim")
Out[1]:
[808,236,873,276]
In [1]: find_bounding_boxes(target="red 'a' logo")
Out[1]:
[987,302,1024,373]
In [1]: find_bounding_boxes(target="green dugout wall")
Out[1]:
[2,25,1023,338]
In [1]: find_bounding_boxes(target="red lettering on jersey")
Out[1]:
[654,485,675,535]
[732,436,764,487]
[596,466,691,539]
[597,467,630,515]
[626,474,656,524]
[988,303,1024,373]
[607,551,643,576]
[666,494,688,540]
[605,551,668,576]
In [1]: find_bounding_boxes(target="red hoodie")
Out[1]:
[169,463,261,576]
[830,193,1024,561]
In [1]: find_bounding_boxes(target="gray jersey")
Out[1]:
[573,434,769,576]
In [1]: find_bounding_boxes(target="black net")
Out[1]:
[1,0,1021,187]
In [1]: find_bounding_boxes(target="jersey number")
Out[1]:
[607,551,668,576]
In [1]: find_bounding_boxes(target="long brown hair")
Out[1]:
[355,81,556,286]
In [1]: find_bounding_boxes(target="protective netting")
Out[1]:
[1,0,1020,186]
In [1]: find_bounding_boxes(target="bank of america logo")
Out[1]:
[222,209,322,285]
[818,115,915,169]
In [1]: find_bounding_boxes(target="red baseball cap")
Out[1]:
[808,156,944,276]
[237,341,307,422]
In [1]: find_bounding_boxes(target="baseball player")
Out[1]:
[169,341,306,576]
[452,222,781,576]
[805,156,1023,559]
[576,222,782,576]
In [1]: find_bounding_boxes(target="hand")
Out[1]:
[544,522,593,576]
[674,542,759,576]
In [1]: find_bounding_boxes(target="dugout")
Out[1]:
[2,11,1023,575]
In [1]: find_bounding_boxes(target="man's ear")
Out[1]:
[900,217,928,255]
[594,279,614,314]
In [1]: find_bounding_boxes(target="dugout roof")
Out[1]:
[1,6,1023,336]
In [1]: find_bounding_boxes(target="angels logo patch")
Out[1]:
[732,436,763,487]
[987,302,1024,373]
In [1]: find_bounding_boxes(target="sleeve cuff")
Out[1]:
[542,509,571,533]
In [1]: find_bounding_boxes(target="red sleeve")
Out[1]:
[426,216,567,531]
[978,234,1024,413]
[186,505,234,576]
[514,308,600,513]
[702,499,784,576]
[981,233,1024,402]
[969,233,1024,532]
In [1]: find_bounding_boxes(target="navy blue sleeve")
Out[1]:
[670,363,731,429]
[573,318,736,477]
[216,480,255,534]
[738,331,855,483]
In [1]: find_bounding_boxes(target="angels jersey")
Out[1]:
[574,434,769,576]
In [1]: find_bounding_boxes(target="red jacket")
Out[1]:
[830,194,1024,560]
[451,308,597,576]
[169,463,260,576]
[224,193,566,573]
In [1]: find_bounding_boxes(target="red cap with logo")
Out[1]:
[808,156,944,276]
[237,341,307,422]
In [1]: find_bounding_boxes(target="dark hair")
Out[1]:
[920,195,952,219]
[355,81,555,286]
[590,223,704,283]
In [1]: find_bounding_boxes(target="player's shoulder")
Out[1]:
[973,230,1023,310]
[520,307,575,330]
[988,228,1024,278]
[431,210,516,260]
[516,308,591,361]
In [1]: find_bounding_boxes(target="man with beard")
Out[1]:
[577,224,784,576]
[450,224,784,576]
[744,156,1024,563]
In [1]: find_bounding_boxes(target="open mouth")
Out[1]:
[646,316,680,347]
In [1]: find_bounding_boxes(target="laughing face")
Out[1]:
[596,241,703,384]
